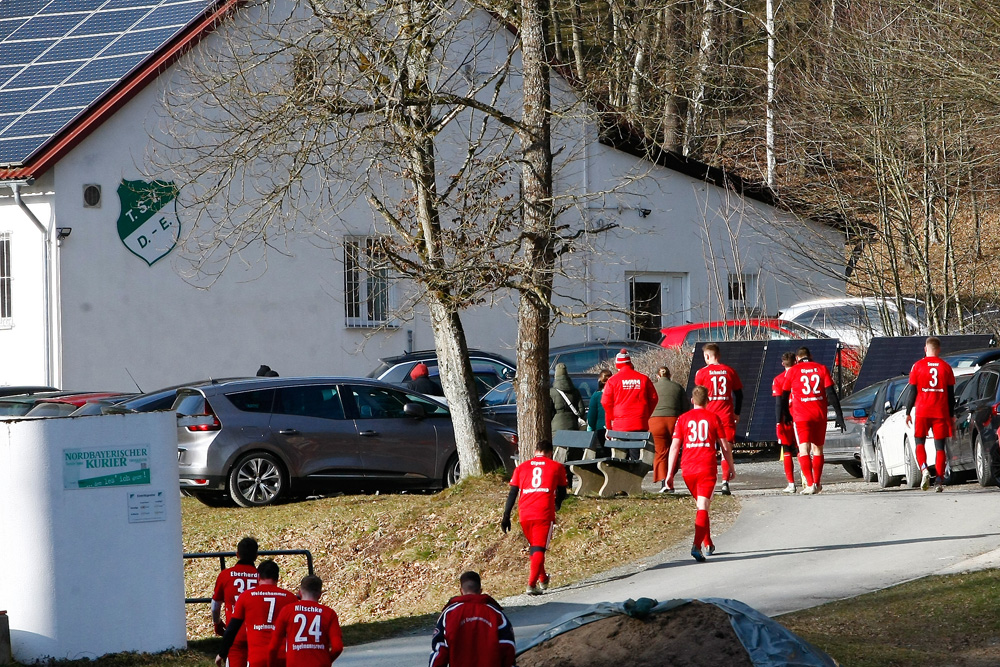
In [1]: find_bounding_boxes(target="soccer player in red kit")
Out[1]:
[779,347,845,495]
[267,575,343,667]
[904,337,955,492]
[694,343,743,495]
[665,386,735,562]
[212,537,260,667]
[429,571,515,667]
[500,439,568,595]
[773,352,799,493]
[216,560,298,667]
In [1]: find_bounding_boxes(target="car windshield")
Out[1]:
[842,381,881,410]
[25,402,78,417]
[482,381,514,406]
[778,320,829,339]
[0,400,35,416]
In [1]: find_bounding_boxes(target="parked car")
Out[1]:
[548,340,659,374]
[102,378,250,415]
[824,379,889,478]
[852,375,911,483]
[779,297,927,348]
[0,391,109,417]
[368,350,515,397]
[24,392,130,417]
[940,348,1000,371]
[0,386,57,398]
[172,377,519,507]
[480,378,596,431]
[871,370,976,488]
[953,362,1000,487]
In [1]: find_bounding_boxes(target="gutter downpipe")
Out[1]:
[7,181,55,387]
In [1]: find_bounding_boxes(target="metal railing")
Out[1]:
[183,549,314,604]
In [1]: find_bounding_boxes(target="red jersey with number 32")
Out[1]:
[909,357,955,419]
[673,408,724,475]
[213,564,259,622]
[268,600,343,667]
[511,455,568,523]
[694,364,742,423]
[780,361,834,422]
[231,584,298,663]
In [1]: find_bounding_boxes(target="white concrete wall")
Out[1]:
[0,412,185,662]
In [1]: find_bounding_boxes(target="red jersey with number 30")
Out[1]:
[213,564,259,622]
[909,356,955,420]
[268,600,343,667]
[231,584,298,665]
[510,455,568,523]
[694,364,742,423]
[672,408,724,475]
[780,361,834,423]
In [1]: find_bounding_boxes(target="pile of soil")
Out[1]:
[517,601,753,667]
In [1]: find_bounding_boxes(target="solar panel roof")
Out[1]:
[853,335,995,392]
[0,0,215,167]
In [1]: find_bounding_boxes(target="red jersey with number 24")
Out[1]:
[672,408,724,475]
[909,357,955,420]
[510,455,568,523]
[231,584,298,665]
[268,600,343,667]
[694,364,743,423]
[780,361,834,423]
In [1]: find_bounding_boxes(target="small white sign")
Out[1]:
[127,490,167,523]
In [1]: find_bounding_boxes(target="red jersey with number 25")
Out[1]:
[213,564,259,622]
[694,364,743,423]
[231,584,298,665]
[909,357,955,420]
[672,408,724,475]
[268,600,343,667]
[780,361,834,423]
[510,455,568,523]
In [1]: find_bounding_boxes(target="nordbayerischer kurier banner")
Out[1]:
[63,446,151,489]
[117,179,180,266]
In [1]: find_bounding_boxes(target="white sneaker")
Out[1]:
[782,483,796,494]
[659,485,675,494]
[920,468,931,491]
[538,577,550,591]
[801,485,817,495]
[525,584,542,596]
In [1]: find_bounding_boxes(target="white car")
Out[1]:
[871,369,976,488]
[780,297,927,348]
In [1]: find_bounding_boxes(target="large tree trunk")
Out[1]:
[516,0,556,460]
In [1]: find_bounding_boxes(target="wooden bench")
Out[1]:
[553,429,654,497]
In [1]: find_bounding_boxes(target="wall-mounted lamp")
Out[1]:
[56,227,72,240]
[637,208,651,218]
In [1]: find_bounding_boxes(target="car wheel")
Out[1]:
[860,443,877,483]
[444,455,462,488]
[190,491,236,508]
[974,434,997,488]
[903,438,921,488]
[876,442,901,489]
[228,452,286,507]
[842,462,863,478]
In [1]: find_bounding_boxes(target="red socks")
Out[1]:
[694,510,709,549]
[528,551,546,587]
[812,454,824,486]
[915,443,927,469]
[799,455,814,487]
[783,451,795,483]
[936,450,946,479]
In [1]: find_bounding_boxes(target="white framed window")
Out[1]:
[727,272,763,317]
[344,237,393,328]
[0,232,10,329]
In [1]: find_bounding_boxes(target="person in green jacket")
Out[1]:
[650,366,686,491]
[586,369,614,443]
[550,363,586,432]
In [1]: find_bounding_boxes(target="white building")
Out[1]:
[0,0,844,391]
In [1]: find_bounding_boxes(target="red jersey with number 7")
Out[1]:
[694,364,742,423]
[780,360,834,422]
[909,357,955,419]
[510,455,568,523]
[672,408,724,475]
[230,584,298,666]
[267,600,343,667]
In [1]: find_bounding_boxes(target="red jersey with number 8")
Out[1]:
[510,455,568,523]
[694,364,742,423]
[268,600,343,667]
[231,584,298,666]
[780,361,834,423]
[909,357,955,420]
[672,408,724,475]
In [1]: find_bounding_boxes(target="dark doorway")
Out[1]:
[630,281,662,343]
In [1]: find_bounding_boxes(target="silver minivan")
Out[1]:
[780,297,927,347]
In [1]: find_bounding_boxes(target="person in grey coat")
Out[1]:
[550,363,586,432]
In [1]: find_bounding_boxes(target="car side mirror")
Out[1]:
[853,408,867,419]
[403,402,426,419]
[884,400,893,414]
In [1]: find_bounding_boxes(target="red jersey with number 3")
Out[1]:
[694,364,742,423]
[672,408,724,475]
[780,361,834,423]
[909,357,955,419]
[268,600,343,667]
[213,564,259,622]
[510,455,568,523]
[231,584,298,664]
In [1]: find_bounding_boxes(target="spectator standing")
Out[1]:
[550,363,585,432]
[216,560,297,667]
[693,343,743,495]
[601,350,657,433]
[406,363,443,396]
[267,575,343,667]
[211,537,259,667]
[650,366,686,492]
[586,369,614,443]
[429,571,515,667]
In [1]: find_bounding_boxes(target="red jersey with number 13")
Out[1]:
[780,360,834,422]
[510,455,568,523]
[230,583,298,665]
[694,364,742,423]
[672,408,724,475]
[909,357,955,419]
[268,600,343,667]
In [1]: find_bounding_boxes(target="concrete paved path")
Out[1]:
[339,485,1000,666]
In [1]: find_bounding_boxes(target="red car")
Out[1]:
[660,319,861,372]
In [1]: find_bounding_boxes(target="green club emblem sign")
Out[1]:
[117,179,180,266]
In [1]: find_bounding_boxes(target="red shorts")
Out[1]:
[913,416,953,440]
[793,421,826,447]
[720,420,736,442]
[520,519,554,549]
[682,472,718,498]
[776,423,795,446]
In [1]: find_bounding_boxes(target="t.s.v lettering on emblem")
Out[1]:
[117,179,180,266]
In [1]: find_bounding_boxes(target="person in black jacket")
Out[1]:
[406,362,443,396]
